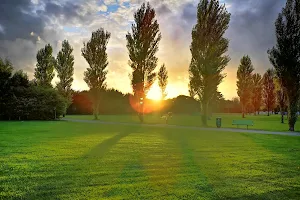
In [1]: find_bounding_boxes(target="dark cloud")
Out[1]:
[181,3,197,23]
[178,0,286,72]
[226,0,286,70]
[0,0,90,73]
[0,0,44,41]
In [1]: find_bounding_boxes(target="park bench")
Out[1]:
[232,120,254,129]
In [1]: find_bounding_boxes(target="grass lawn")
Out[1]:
[1,121,300,199]
[66,113,300,132]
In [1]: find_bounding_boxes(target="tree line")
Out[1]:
[1,0,300,132]
[236,0,300,131]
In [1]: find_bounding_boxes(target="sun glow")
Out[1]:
[147,83,162,100]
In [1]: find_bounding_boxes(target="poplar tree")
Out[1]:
[189,0,231,126]
[82,28,111,120]
[126,2,161,123]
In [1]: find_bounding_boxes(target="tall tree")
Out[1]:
[126,2,161,123]
[34,44,55,87]
[158,64,168,100]
[56,40,74,107]
[189,0,230,126]
[82,28,111,120]
[237,55,254,118]
[268,0,300,131]
[262,69,276,116]
[251,73,262,115]
[274,77,286,123]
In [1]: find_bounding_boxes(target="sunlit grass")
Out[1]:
[1,121,300,199]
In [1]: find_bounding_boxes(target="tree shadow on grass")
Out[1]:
[164,131,217,199]
[20,127,134,200]
[83,129,132,159]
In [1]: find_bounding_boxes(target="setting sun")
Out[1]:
[147,83,162,100]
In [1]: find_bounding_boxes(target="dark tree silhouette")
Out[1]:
[237,55,254,118]
[56,40,74,107]
[82,28,111,120]
[158,64,168,100]
[34,44,55,87]
[251,73,263,115]
[262,69,276,116]
[268,0,300,131]
[126,2,161,123]
[189,0,230,126]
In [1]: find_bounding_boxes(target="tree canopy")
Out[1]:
[82,28,111,119]
[237,55,254,118]
[34,44,55,87]
[189,0,231,126]
[126,2,161,123]
[268,0,300,131]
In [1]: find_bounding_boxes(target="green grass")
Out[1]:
[1,121,300,199]
[67,113,300,132]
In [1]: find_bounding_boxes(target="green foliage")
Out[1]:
[82,28,111,120]
[0,58,13,87]
[189,0,230,126]
[0,59,67,120]
[158,64,168,100]
[17,86,67,120]
[34,44,56,87]
[126,2,161,122]
[237,55,254,118]
[10,70,29,88]
[55,40,74,107]
[251,73,263,115]
[268,0,300,131]
[262,69,276,116]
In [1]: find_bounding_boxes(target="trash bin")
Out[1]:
[216,117,221,128]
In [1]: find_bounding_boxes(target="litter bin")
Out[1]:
[216,117,221,128]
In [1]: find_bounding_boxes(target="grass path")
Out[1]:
[63,118,300,137]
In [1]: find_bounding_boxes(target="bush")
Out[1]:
[2,86,67,120]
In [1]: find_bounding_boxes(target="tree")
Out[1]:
[10,70,29,88]
[262,69,276,116]
[0,58,13,119]
[268,0,300,131]
[274,77,287,123]
[126,2,161,123]
[189,0,230,126]
[251,73,262,115]
[56,40,74,107]
[236,55,254,118]
[34,44,55,87]
[158,64,168,100]
[82,28,111,120]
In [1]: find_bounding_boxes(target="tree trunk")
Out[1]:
[201,101,208,127]
[242,104,245,118]
[139,102,144,123]
[288,99,298,131]
[280,106,284,124]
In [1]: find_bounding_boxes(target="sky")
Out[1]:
[0,0,286,100]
